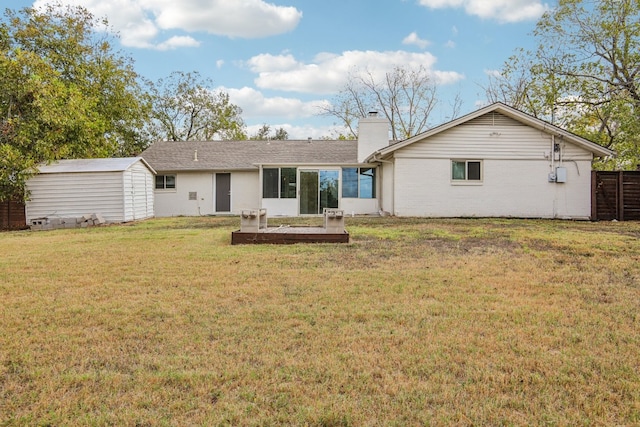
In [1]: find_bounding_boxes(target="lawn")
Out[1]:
[1,216,639,426]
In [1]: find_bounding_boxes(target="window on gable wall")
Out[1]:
[263,168,297,198]
[155,174,176,189]
[451,160,482,182]
[342,167,376,198]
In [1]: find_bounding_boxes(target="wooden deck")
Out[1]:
[231,225,349,245]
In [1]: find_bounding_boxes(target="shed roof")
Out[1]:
[141,139,358,172]
[366,102,616,161]
[37,157,155,174]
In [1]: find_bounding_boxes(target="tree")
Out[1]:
[0,3,149,202]
[146,71,246,142]
[250,124,289,140]
[485,0,640,169]
[323,65,460,140]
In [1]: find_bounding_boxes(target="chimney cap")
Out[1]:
[368,111,378,117]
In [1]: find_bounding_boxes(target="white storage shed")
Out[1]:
[25,157,155,224]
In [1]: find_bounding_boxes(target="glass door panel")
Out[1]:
[299,169,339,215]
[299,170,319,215]
[319,170,339,212]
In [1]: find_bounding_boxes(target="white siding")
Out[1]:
[379,162,394,214]
[399,113,593,162]
[393,158,592,218]
[25,159,155,223]
[154,171,258,217]
[231,171,259,214]
[26,172,126,222]
[123,162,155,221]
[155,172,213,217]
[390,112,596,219]
[262,198,298,216]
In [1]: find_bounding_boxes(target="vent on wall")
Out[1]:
[189,192,197,200]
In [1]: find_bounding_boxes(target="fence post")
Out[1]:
[618,171,624,221]
[591,170,597,220]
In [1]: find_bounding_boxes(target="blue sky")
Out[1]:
[13,0,554,139]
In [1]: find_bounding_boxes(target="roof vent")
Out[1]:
[368,111,378,117]
[308,137,312,143]
[193,149,198,161]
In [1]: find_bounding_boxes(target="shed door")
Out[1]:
[216,173,231,213]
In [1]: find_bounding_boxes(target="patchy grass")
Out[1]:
[1,216,640,426]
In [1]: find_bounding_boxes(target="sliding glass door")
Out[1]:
[299,169,339,215]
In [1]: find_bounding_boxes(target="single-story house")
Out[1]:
[25,157,156,224]
[141,103,615,219]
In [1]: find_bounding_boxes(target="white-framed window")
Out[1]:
[451,160,482,182]
[263,167,297,199]
[342,167,376,198]
[155,174,176,190]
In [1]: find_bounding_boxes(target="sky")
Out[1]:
[11,0,555,139]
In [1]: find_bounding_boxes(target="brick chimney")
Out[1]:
[357,112,390,162]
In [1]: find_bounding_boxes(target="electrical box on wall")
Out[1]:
[555,167,567,183]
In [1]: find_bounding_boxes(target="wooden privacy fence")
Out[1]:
[592,171,640,221]
[0,200,26,230]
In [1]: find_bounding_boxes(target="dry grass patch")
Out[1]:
[1,217,639,425]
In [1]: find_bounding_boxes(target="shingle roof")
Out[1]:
[38,157,155,174]
[141,139,358,171]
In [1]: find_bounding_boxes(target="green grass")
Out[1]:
[1,216,640,426]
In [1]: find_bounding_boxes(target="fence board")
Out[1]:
[0,200,26,230]
[592,171,640,221]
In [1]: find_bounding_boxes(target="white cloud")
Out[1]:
[155,36,200,51]
[152,0,301,38]
[484,69,502,78]
[223,86,330,120]
[245,50,465,95]
[33,0,302,49]
[402,32,431,49]
[247,53,300,73]
[418,0,549,23]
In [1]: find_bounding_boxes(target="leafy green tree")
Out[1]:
[146,71,246,141]
[486,0,640,169]
[0,3,150,201]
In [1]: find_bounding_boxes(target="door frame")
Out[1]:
[298,168,340,215]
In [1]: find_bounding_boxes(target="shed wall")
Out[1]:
[26,172,126,222]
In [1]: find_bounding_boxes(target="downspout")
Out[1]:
[258,164,263,210]
[369,152,394,215]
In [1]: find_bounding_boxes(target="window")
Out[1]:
[263,167,297,199]
[342,167,376,198]
[263,168,279,198]
[280,168,297,198]
[452,160,482,182]
[155,175,176,189]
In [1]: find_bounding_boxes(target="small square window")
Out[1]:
[451,160,482,182]
[155,175,177,189]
